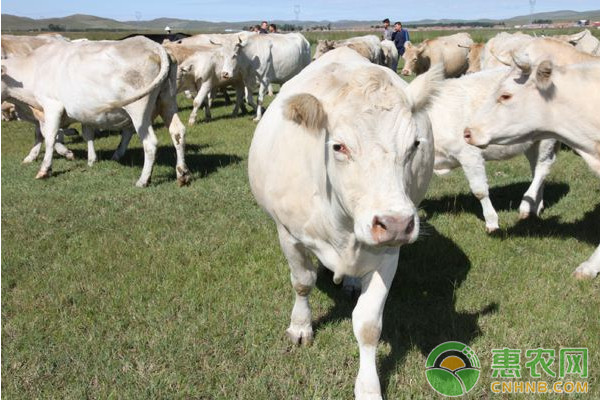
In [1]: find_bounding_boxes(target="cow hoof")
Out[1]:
[65,152,75,161]
[252,117,261,122]
[177,174,191,187]
[286,325,314,346]
[35,169,51,179]
[22,156,36,164]
[485,225,499,234]
[135,179,149,188]
[111,153,122,161]
[87,158,97,167]
[572,263,599,280]
[519,211,530,220]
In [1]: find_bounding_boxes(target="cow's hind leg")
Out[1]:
[54,130,75,160]
[573,245,600,280]
[519,139,558,219]
[111,127,135,161]
[353,254,398,400]
[81,125,97,166]
[23,123,44,164]
[158,97,190,186]
[125,102,157,187]
[458,150,499,233]
[277,225,317,346]
[188,82,211,125]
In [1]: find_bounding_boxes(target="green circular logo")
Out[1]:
[425,341,480,397]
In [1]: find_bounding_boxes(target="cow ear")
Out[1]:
[535,60,553,91]
[404,41,412,49]
[180,64,193,73]
[283,93,327,132]
[405,63,443,112]
[512,51,532,75]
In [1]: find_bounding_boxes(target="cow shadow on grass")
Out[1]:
[71,143,242,182]
[422,181,570,224]
[505,203,600,246]
[314,224,498,396]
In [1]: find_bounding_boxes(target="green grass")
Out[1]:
[2,33,600,399]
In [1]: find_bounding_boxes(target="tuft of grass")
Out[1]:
[2,33,599,399]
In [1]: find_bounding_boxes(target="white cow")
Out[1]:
[163,42,246,125]
[464,59,600,279]
[1,36,190,187]
[313,35,384,65]
[221,33,311,121]
[401,33,473,77]
[380,39,399,71]
[249,47,442,400]
[429,67,558,232]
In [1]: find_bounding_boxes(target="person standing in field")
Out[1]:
[259,21,269,34]
[391,21,410,72]
[269,23,277,33]
[382,18,393,40]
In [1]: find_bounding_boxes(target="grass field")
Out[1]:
[2,31,600,399]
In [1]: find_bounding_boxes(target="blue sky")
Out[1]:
[2,0,599,22]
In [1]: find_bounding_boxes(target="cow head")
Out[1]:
[219,37,246,80]
[176,61,196,92]
[401,41,425,76]
[464,57,556,148]
[282,64,441,247]
[313,40,335,61]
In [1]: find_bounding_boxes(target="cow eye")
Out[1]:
[499,93,512,102]
[333,143,348,153]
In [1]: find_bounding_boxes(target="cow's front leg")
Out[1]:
[573,244,600,279]
[519,138,558,219]
[458,149,499,233]
[36,104,64,179]
[189,82,211,125]
[277,225,317,346]
[353,253,398,400]
[254,80,268,122]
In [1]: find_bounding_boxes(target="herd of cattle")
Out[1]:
[2,28,600,399]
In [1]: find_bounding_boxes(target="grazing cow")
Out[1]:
[401,33,473,77]
[429,67,558,232]
[380,39,399,71]
[162,42,246,125]
[221,33,311,121]
[313,35,384,64]
[2,33,79,162]
[461,42,485,73]
[554,29,600,56]
[480,31,533,70]
[248,47,442,400]
[1,36,190,187]
[464,59,600,279]
[120,32,191,44]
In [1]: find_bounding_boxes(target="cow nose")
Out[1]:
[463,128,473,144]
[401,69,409,76]
[371,214,415,245]
[222,72,229,79]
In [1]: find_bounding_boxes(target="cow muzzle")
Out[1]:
[370,213,416,246]
[463,127,490,148]
[401,69,411,76]
[221,72,230,79]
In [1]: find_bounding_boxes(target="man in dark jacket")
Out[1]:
[391,21,410,72]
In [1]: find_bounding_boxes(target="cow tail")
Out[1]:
[99,41,170,113]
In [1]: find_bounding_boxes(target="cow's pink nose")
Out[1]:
[222,72,230,79]
[463,128,473,143]
[401,69,410,76]
[371,214,415,245]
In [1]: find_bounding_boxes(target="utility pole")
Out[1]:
[529,0,536,24]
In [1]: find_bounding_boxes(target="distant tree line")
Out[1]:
[403,21,502,29]
[532,19,552,24]
[43,23,67,32]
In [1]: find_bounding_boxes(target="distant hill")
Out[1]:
[2,9,600,32]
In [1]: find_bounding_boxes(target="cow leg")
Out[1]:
[519,139,558,219]
[23,122,44,164]
[111,127,135,161]
[277,225,317,346]
[158,100,190,187]
[188,82,211,125]
[54,130,75,160]
[36,105,64,179]
[254,80,268,122]
[124,102,157,187]
[353,254,398,400]
[221,87,232,105]
[458,150,499,233]
[267,83,274,97]
[573,245,600,279]
[81,125,97,166]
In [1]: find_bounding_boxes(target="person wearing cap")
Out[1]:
[382,18,393,40]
